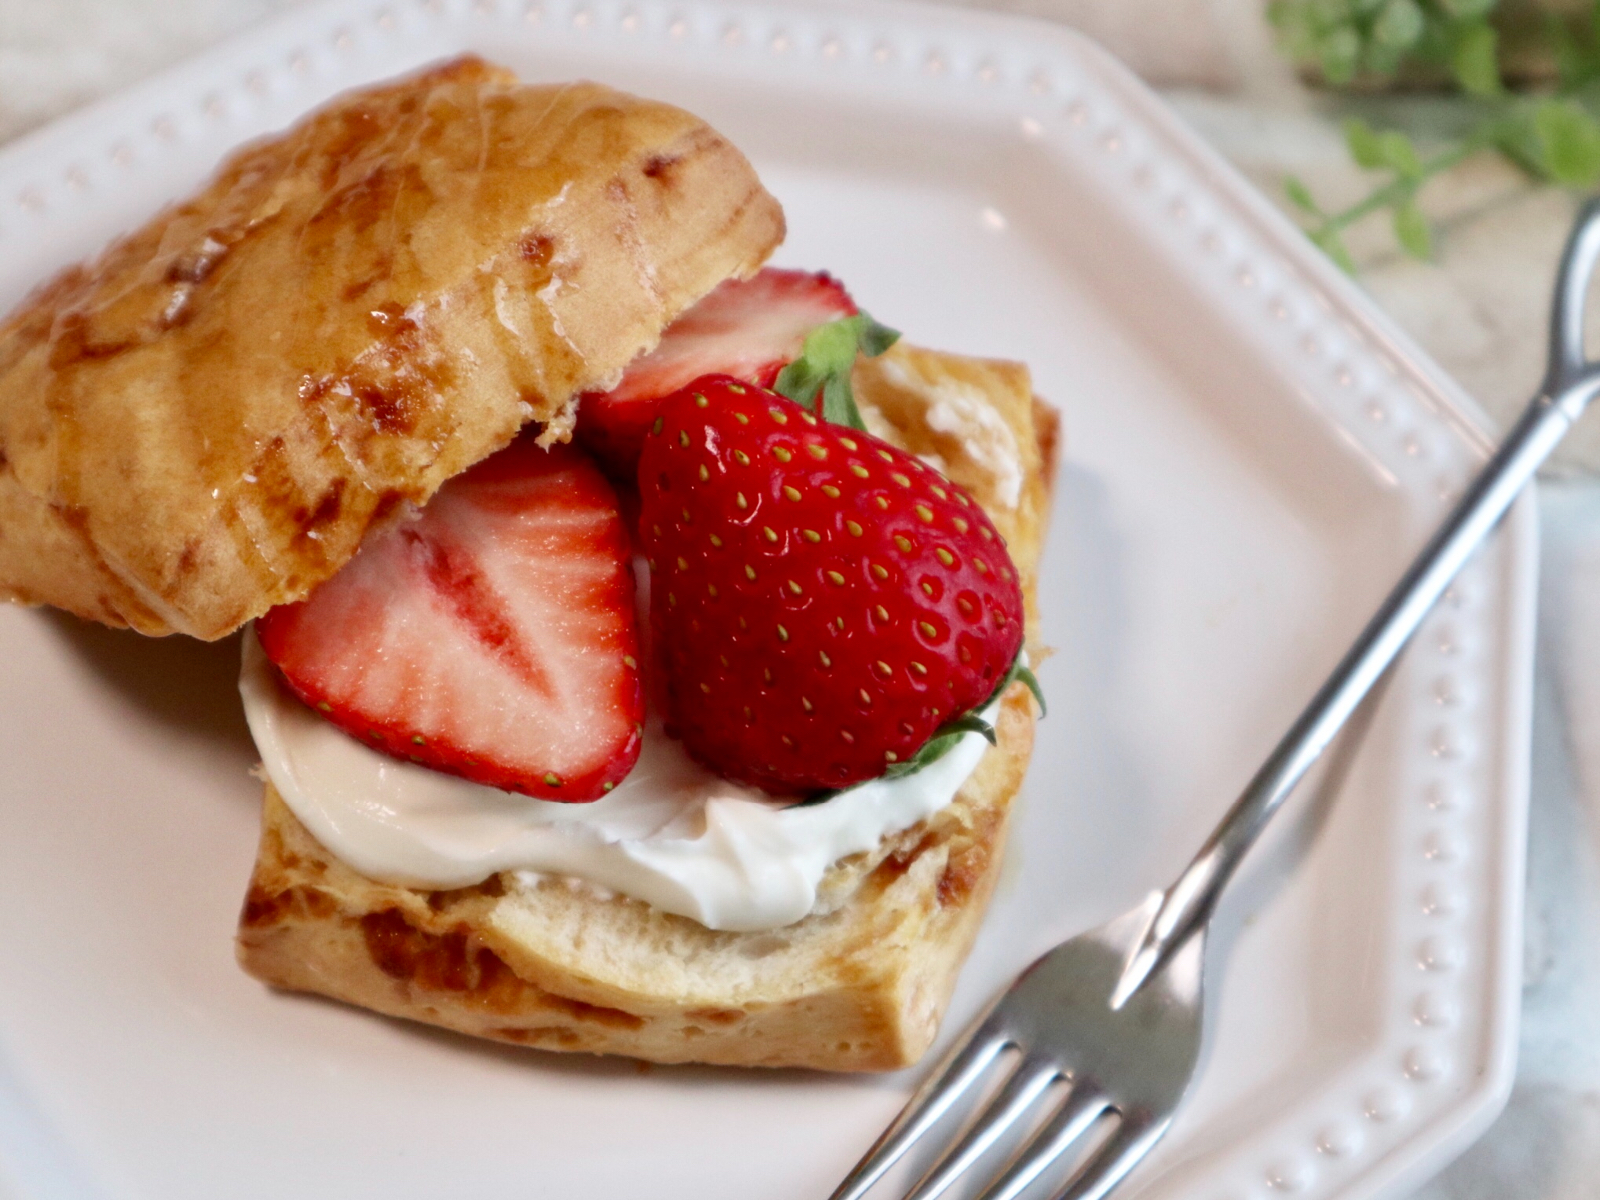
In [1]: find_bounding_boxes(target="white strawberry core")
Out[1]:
[240,629,1004,932]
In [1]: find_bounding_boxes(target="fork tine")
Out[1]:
[971,1083,1112,1200]
[828,1022,1011,1200]
[1044,1113,1169,1200]
[901,1059,1061,1200]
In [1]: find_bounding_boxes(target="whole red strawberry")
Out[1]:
[638,375,1025,793]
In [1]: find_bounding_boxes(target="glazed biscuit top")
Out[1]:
[0,57,783,639]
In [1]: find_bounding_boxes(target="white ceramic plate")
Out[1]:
[0,2,1535,1199]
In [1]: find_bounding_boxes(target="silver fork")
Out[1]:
[829,199,1600,1200]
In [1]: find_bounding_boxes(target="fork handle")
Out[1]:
[1113,198,1600,1007]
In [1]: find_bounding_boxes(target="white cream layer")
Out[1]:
[239,630,998,932]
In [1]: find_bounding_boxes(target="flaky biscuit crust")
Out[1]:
[0,58,783,638]
[237,343,1056,1071]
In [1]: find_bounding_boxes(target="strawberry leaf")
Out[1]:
[795,652,1044,805]
[773,311,900,432]
[879,715,995,781]
[988,654,1047,716]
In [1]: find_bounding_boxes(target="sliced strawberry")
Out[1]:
[638,376,1026,794]
[256,438,643,801]
[576,268,857,477]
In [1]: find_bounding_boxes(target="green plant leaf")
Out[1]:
[1494,111,1550,178]
[1318,25,1362,83]
[1378,130,1423,177]
[1535,99,1600,185]
[1344,117,1386,168]
[1267,0,1319,57]
[1310,0,1356,25]
[1312,226,1358,273]
[1283,174,1323,215]
[1450,21,1502,96]
[772,311,900,431]
[1393,202,1433,259]
[1343,119,1423,180]
[1372,0,1424,50]
[1437,0,1496,18]
[1364,39,1408,75]
[1546,12,1592,89]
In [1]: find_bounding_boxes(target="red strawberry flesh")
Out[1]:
[576,268,856,476]
[638,376,1025,794]
[256,438,643,801]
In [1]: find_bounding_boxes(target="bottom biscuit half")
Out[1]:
[236,688,1033,1071]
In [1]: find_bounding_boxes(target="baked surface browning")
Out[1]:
[237,343,1056,1071]
[0,57,783,639]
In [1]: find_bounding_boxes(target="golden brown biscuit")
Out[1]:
[236,344,1055,1071]
[0,57,782,639]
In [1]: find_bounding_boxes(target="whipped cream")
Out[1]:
[239,631,1000,932]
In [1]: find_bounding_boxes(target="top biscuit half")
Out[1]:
[0,56,784,639]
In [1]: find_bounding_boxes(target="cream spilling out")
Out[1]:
[240,631,1000,932]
